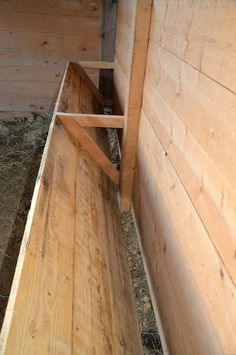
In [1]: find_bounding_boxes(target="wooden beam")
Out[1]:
[58,115,119,184]
[119,0,152,210]
[99,0,118,99]
[57,112,124,128]
[79,61,115,70]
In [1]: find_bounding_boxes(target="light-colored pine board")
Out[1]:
[113,0,135,114]
[0,51,142,354]
[0,12,99,36]
[58,116,119,184]
[0,122,77,355]
[0,66,97,86]
[57,113,124,128]
[113,59,128,113]
[144,41,236,189]
[119,0,152,210]
[0,30,98,53]
[142,39,236,283]
[0,0,100,17]
[133,112,236,355]
[0,48,98,68]
[131,205,170,355]
[73,146,142,354]
[0,81,59,98]
[0,65,63,82]
[0,96,54,112]
[79,61,115,70]
[0,120,141,353]
[150,0,236,93]
[0,2,100,112]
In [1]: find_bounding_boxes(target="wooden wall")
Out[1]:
[113,0,134,113]
[0,0,101,112]
[113,0,236,353]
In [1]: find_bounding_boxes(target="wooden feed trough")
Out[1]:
[0,0,236,354]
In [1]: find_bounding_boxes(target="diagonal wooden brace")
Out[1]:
[57,115,119,184]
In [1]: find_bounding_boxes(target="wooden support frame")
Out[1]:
[57,113,124,128]
[58,115,119,184]
[117,0,152,210]
[55,61,120,184]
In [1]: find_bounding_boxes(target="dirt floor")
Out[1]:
[0,114,163,354]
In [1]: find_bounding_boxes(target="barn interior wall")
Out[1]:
[0,1,101,112]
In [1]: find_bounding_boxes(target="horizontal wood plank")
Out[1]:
[79,61,115,70]
[0,121,77,354]
[0,2,100,112]
[0,12,100,36]
[0,0,100,17]
[144,41,236,190]
[150,0,236,93]
[0,48,98,68]
[73,146,142,354]
[57,113,124,128]
[143,40,236,284]
[133,112,236,354]
[0,30,98,53]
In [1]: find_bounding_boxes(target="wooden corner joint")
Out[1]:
[57,115,119,185]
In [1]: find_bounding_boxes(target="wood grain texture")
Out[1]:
[73,145,142,354]
[0,121,142,354]
[0,121,77,354]
[119,0,152,210]
[79,61,115,70]
[0,13,99,35]
[133,112,236,355]
[143,40,236,283]
[57,113,124,128]
[113,0,134,113]
[150,0,236,93]
[58,62,104,114]
[0,1,101,112]
[0,0,100,17]
[132,1,236,353]
[0,31,98,53]
[58,116,119,184]
[0,51,142,353]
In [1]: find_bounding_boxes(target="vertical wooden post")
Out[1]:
[119,0,152,210]
[99,0,118,100]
